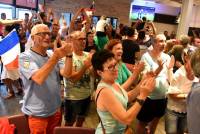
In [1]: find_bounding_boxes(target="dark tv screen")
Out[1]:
[130,5,155,21]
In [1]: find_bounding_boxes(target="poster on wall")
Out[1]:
[16,0,36,8]
[0,0,13,4]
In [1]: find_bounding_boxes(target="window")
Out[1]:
[16,8,33,19]
[0,4,14,19]
[59,13,72,27]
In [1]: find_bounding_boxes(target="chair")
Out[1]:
[8,114,30,134]
[54,126,95,134]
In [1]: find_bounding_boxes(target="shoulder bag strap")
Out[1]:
[95,88,106,134]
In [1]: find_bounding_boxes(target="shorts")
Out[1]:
[1,66,19,80]
[137,97,167,123]
[64,96,91,123]
[28,110,62,134]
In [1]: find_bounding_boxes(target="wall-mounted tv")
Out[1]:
[130,5,155,21]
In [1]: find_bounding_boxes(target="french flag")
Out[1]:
[0,29,20,70]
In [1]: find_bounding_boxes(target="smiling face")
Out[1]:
[153,34,166,52]
[111,43,123,62]
[99,58,118,82]
[33,32,51,48]
[31,24,51,49]
[71,31,86,52]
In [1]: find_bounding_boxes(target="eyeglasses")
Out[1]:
[104,63,118,71]
[36,32,51,37]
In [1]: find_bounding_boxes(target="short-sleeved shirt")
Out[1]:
[64,52,91,100]
[167,66,194,113]
[141,52,171,99]
[122,39,140,64]
[19,49,63,117]
[116,62,132,85]
[96,20,107,32]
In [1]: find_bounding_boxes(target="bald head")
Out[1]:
[69,31,86,40]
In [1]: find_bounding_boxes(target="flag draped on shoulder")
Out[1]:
[0,29,20,70]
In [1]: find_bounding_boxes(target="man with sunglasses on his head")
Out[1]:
[19,24,73,134]
[63,31,94,127]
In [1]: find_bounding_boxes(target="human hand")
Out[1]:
[167,55,175,69]
[132,61,145,74]
[185,59,194,80]
[84,54,93,68]
[154,58,164,76]
[48,8,53,15]
[84,53,93,69]
[138,75,156,98]
[53,40,73,59]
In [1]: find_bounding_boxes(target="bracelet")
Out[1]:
[136,97,145,106]
[66,54,73,58]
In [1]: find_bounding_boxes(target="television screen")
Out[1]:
[130,5,155,21]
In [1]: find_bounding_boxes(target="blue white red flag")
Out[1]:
[0,29,20,70]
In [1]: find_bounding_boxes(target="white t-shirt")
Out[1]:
[96,19,107,32]
[25,35,34,51]
[167,66,199,113]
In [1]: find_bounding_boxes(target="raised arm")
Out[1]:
[97,76,155,125]
[69,8,84,33]
[32,42,72,85]
[67,53,92,82]
[121,62,144,90]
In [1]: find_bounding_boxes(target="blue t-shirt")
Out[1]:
[19,50,63,117]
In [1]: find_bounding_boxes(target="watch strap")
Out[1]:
[136,97,145,106]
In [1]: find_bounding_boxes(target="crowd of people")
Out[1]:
[0,6,200,134]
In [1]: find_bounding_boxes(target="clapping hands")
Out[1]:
[131,61,145,75]
[53,39,73,60]
[138,74,156,98]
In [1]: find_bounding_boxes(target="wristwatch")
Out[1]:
[136,97,145,106]
[66,54,73,58]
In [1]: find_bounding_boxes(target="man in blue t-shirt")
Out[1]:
[19,24,72,134]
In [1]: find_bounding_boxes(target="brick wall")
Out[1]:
[45,0,178,33]
[46,0,131,25]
